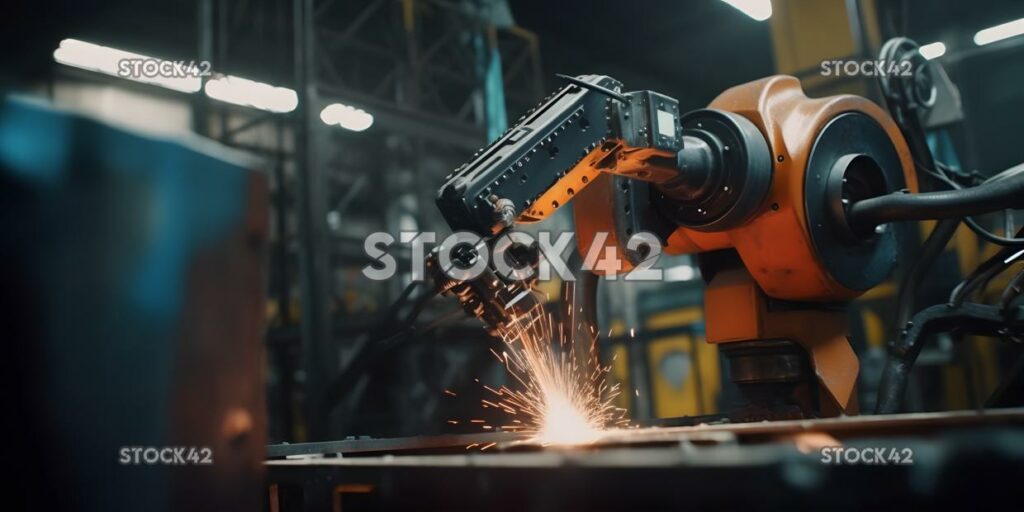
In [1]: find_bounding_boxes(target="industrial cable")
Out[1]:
[848,170,1024,229]
[875,36,1024,413]
[895,218,960,329]
[324,306,473,413]
[874,36,1023,246]
[848,162,1024,238]
[916,163,1024,245]
[333,280,424,335]
[948,239,1024,307]
[999,268,1024,312]
[876,186,1024,414]
[874,39,964,342]
[396,288,441,330]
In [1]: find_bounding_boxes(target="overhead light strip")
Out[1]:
[974,17,1024,46]
[918,41,947,60]
[320,103,374,132]
[53,38,201,93]
[720,0,772,21]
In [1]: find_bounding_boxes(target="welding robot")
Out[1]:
[424,38,1024,421]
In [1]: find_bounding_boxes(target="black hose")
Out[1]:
[324,307,470,414]
[877,229,1024,414]
[895,218,960,328]
[917,162,1024,245]
[1000,269,1024,312]
[964,217,1024,246]
[848,167,1024,231]
[949,228,1024,306]
[334,280,423,335]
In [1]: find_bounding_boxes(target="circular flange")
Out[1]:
[805,112,908,291]
[653,109,772,232]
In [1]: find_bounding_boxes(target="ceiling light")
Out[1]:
[320,103,374,132]
[974,17,1024,46]
[203,75,298,113]
[664,264,697,282]
[720,0,772,21]
[53,38,201,93]
[918,42,947,60]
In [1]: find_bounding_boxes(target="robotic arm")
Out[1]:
[428,64,1022,419]
[429,74,773,333]
[436,74,689,235]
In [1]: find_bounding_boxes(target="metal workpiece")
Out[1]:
[268,408,1024,456]
[267,432,524,458]
[265,409,1024,510]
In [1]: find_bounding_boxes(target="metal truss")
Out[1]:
[195,0,544,442]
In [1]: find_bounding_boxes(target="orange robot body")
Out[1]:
[573,76,917,417]
[576,77,917,302]
[664,75,918,302]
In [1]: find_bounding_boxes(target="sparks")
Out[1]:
[536,388,602,444]
[462,285,628,446]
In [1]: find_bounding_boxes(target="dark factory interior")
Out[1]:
[4,0,1024,510]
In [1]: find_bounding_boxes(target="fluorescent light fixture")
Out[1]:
[664,264,697,282]
[320,103,374,132]
[203,75,298,113]
[974,17,1024,46]
[720,0,772,21]
[52,38,201,93]
[918,41,947,60]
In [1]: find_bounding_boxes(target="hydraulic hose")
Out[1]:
[895,218,960,328]
[848,163,1024,232]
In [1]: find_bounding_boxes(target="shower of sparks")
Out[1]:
[458,283,629,447]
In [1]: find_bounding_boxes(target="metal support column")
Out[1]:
[192,0,213,136]
[294,0,332,441]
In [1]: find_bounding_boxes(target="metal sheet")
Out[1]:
[265,410,1024,510]
[267,408,1024,458]
[267,432,525,458]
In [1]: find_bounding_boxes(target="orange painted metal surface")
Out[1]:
[670,75,917,301]
[574,75,917,302]
[704,268,860,415]
[571,76,916,416]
